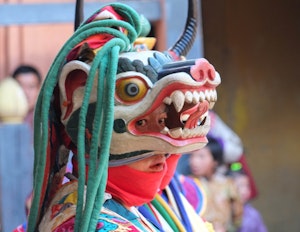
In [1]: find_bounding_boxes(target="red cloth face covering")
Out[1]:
[106,162,168,207]
[106,154,182,207]
[159,154,181,191]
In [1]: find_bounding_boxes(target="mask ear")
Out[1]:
[58,60,92,125]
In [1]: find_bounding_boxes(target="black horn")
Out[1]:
[74,0,84,31]
[169,0,199,58]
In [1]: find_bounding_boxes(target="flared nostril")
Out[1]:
[208,67,215,80]
[191,58,216,82]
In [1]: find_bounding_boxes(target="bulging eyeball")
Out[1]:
[115,76,149,104]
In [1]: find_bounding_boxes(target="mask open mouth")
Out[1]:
[128,86,217,144]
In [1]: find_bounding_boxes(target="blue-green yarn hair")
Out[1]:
[27,3,143,232]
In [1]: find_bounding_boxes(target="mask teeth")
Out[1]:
[163,89,217,113]
[160,112,210,139]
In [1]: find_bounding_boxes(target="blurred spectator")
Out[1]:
[12,65,42,131]
[177,110,243,175]
[189,136,243,232]
[228,164,268,232]
[208,111,243,163]
[177,110,258,200]
[209,111,258,199]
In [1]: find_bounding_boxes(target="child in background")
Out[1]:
[189,136,243,232]
[229,163,268,232]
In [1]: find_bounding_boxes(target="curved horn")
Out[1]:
[169,0,199,58]
[74,0,84,31]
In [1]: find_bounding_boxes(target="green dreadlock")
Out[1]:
[27,3,144,232]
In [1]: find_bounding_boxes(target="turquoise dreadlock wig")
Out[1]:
[27,3,147,231]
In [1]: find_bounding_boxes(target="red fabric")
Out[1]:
[13,225,26,232]
[106,164,167,207]
[159,154,181,191]
[238,154,258,200]
[66,34,114,61]
[86,6,125,24]
[53,217,75,232]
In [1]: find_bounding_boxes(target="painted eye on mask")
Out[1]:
[115,76,149,104]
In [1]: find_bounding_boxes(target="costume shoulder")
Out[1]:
[38,181,143,232]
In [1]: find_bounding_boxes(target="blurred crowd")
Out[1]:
[177,111,268,232]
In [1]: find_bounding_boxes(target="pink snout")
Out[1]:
[190,58,216,82]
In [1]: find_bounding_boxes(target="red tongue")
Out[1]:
[182,101,209,129]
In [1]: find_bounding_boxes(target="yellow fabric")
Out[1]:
[155,194,186,231]
[205,221,215,232]
[64,191,78,204]
[192,177,208,216]
[155,192,213,232]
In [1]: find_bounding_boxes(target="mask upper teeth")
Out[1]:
[163,89,217,112]
[199,92,206,101]
[163,96,172,105]
[204,90,210,101]
[184,91,193,103]
[170,90,185,112]
[192,91,200,103]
